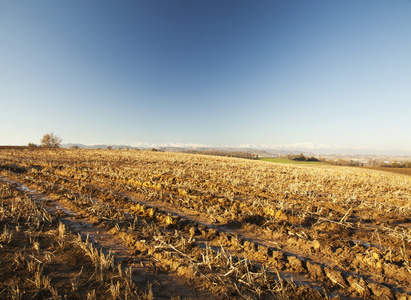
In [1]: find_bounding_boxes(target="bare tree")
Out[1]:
[41,133,62,148]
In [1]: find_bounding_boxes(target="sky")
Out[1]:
[1,0,411,154]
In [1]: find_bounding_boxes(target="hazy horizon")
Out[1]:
[1,1,410,155]
[43,141,410,156]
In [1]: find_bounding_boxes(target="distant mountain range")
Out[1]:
[62,142,411,157]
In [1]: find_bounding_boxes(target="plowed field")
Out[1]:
[1,148,410,299]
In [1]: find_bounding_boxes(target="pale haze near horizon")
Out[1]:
[1,1,410,155]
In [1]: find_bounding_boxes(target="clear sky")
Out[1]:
[1,0,410,153]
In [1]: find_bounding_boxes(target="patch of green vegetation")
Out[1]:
[258,157,326,165]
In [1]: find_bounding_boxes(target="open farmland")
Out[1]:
[1,148,411,299]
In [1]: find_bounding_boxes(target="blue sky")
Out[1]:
[1,0,410,154]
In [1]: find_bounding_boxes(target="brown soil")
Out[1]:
[1,148,411,299]
[364,167,411,177]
